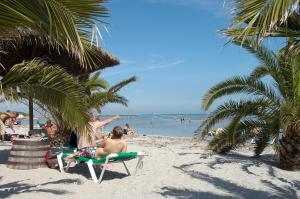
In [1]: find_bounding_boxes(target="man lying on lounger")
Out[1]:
[67,126,127,159]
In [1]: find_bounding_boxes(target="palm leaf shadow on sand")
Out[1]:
[179,153,278,174]
[209,153,278,175]
[161,152,299,199]
[160,186,233,199]
[0,178,81,198]
[206,153,300,189]
[161,169,298,199]
[177,152,202,156]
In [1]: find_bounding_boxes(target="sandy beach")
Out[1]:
[0,135,299,199]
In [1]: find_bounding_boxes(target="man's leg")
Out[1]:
[1,131,5,141]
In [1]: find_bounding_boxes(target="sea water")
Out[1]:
[100,114,228,137]
[20,114,229,137]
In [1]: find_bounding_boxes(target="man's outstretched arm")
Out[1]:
[95,115,120,129]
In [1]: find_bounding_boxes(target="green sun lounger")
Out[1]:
[57,151,145,183]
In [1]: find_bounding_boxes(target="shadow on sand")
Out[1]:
[0,149,10,165]
[1,146,130,184]
[159,153,299,199]
[65,163,129,181]
[0,178,81,198]
[160,186,234,199]
[177,152,202,156]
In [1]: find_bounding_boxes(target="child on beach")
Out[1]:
[123,123,135,135]
[67,126,127,159]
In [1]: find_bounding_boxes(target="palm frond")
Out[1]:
[196,98,275,139]
[84,71,109,93]
[209,115,242,153]
[232,38,279,71]
[108,76,137,93]
[86,92,128,112]
[0,0,110,66]
[209,118,270,154]
[0,59,90,136]
[202,76,281,110]
[227,0,300,42]
[254,131,271,156]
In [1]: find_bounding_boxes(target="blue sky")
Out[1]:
[100,0,258,114]
[0,0,285,115]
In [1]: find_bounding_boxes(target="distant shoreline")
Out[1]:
[99,113,209,116]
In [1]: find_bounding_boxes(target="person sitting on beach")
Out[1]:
[215,128,224,138]
[0,112,18,141]
[42,119,58,139]
[250,128,260,136]
[67,126,127,159]
[7,112,18,126]
[0,113,10,141]
[77,114,120,149]
[123,123,135,135]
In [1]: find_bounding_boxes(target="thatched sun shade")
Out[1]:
[0,35,120,76]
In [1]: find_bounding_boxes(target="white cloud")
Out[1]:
[102,56,184,77]
[142,59,184,71]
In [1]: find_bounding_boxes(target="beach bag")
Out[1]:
[4,134,11,141]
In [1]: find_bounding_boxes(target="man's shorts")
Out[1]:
[78,147,97,158]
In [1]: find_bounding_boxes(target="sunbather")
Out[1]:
[215,128,224,138]
[67,126,127,159]
[95,126,127,157]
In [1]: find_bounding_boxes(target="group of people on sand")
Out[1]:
[66,114,134,160]
[0,112,19,141]
[207,127,282,145]
[208,128,224,138]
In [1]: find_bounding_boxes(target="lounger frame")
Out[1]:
[57,152,145,183]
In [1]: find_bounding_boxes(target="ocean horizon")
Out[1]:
[19,113,229,137]
[99,113,228,137]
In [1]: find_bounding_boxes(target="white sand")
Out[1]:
[0,135,299,199]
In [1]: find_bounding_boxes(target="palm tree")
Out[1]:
[83,72,137,113]
[43,72,137,139]
[0,1,116,137]
[195,39,300,170]
[1,59,90,135]
[224,0,300,54]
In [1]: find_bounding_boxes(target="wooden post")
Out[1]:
[29,97,34,130]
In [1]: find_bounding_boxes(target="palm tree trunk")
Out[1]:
[29,96,34,130]
[29,46,37,131]
[279,134,300,170]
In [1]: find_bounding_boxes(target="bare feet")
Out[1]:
[66,152,80,160]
